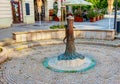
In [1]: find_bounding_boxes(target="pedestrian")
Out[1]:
[82,10,88,21]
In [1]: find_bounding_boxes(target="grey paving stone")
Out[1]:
[0,44,120,84]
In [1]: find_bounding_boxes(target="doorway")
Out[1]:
[11,1,23,23]
[34,0,45,21]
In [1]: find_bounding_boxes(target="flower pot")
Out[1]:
[74,17,83,22]
[90,17,96,22]
[101,15,104,19]
[99,15,102,20]
[53,16,59,21]
[49,9,54,16]
[96,16,100,21]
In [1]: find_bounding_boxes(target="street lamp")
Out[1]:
[37,0,42,25]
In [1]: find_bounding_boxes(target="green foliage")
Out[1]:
[53,1,58,16]
[88,10,97,18]
[72,0,120,15]
[86,0,108,9]
[86,0,120,10]
[73,9,83,17]
[72,6,80,12]
[118,0,120,9]
[101,8,107,14]
[72,6,92,13]
[81,5,92,11]
[50,25,65,29]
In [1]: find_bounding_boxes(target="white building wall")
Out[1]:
[0,0,35,28]
[0,0,12,28]
[0,0,62,28]
[22,0,35,24]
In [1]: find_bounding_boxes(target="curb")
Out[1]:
[8,39,120,52]
[0,38,120,64]
[76,41,120,47]
[0,39,15,46]
[13,41,63,51]
[0,47,8,64]
[1,39,120,47]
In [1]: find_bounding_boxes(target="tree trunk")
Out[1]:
[58,16,84,60]
[65,17,75,55]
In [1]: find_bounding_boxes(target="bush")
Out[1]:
[50,25,65,29]
[88,10,97,18]
[101,8,107,14]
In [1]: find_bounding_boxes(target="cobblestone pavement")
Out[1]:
[0,44,120,84]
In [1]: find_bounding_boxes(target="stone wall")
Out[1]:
[74,29,115,40]
[13,29,115,42]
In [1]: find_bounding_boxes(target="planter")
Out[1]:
[90,17,96,22]
[74,17,83,22]
[49,9,54,16]
[101,15,104,19]
[0,47,7,64]
[96,16,100,21]
[53,16,59,21]
[99,15,102,20]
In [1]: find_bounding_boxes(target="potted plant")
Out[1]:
[96,12,100,21]
[53,1,59,21]
[99,13,103,20]
[88,10,97,22]
[74,10,83,22]
[101,9,106,19]
[53,16,59,21]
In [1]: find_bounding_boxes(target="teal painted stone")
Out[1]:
[43,55,96,73]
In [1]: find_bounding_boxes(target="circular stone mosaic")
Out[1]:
[43,56,96,73]
[1,44,120,84]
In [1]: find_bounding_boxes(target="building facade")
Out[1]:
[0,0,62,28]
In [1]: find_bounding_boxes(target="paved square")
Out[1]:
[0,44,120,84]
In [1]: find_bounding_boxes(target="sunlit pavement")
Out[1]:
[0,44,120,84]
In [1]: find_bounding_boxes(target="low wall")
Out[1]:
[0,47,7,64]
[13,29,115,42]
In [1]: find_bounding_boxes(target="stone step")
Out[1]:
[0,47,8,64]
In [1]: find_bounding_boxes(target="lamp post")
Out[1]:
[61,0,66,26]
[114,0,118,33]
[107,0,114,29]
[37,0,42,25]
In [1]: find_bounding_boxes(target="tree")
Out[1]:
[86,0,120,9]
[116,0,120,9]
[86,0,108,9]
